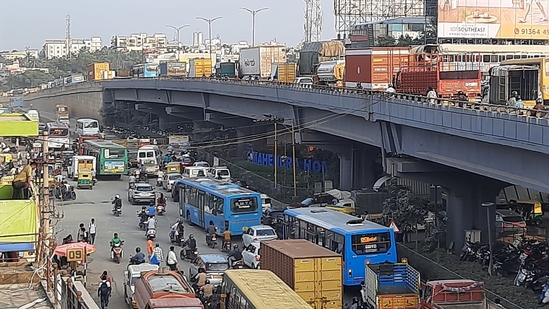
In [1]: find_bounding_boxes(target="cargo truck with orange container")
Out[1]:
[87,62,115,81]
[260,239,343,309]
[360,261,420,309]
[345,47,482,100]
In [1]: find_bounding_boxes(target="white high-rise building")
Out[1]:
[43,37,102,59]
[192,32,203,47]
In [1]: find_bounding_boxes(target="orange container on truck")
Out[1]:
[421,280,487,309]
[260,239,343,309]
[87,62,110,81]
[344,47,410,91]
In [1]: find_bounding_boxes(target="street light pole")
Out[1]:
[196,17,223,56]
[482,201,495,276]
[274,122,277,189]
[291,121,297,197]
[166,24,190,49]
[239,7,269,46]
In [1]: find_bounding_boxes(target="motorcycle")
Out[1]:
[112,206,122,217]
[156,204,165,216]
[229,259,244,269]
[146,228,157,239]
[180,247,198,261]
[57,185,77,200]
[540,282,549,305]
[221,240,231,253]
[206,234,217,249]
[170,229,184,246]
[111,241,124,264]
[156,176,162,187]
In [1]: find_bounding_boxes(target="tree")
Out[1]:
[377,36,396,47]
[382,178,428,236]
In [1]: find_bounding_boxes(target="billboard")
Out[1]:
[438,0,549,39]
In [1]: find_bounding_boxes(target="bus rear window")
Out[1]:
[104,149,123,159]
[49,128,69,136]
[230,197,258,213]
[351,232,392,255]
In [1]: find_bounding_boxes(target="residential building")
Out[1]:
[0,49,40,60]
[110,33,168,51]
[43,37,102,59]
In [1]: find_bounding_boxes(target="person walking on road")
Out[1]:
[167,246,178,271]
[88,218,97,245]
[151,243,164,266]
[98,276,111,309]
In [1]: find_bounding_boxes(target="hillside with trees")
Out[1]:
[0,47,143,91]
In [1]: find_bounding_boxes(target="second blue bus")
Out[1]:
[176,178,262,236]
[130,63,158,78]
[283,208,397,286]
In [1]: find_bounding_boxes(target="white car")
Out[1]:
[193,161,210,167]
[242,225,278,247]
[162,173,182,191]
[243,243,261,269]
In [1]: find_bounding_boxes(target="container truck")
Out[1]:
[238,46,286,79]
[260,239,342,309]
[344,47,410,91]
[215,61,237,79]
[132,268,199,309]
[158,62,187,77]
[87,62,110,81]
[420,280,487,309]
[361,262,420,309]
[188,58,212,78]
[317,60,345,87]
[270,63,297,83]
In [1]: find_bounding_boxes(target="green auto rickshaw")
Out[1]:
[77,168,93,189]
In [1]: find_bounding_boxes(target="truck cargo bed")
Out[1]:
[378,285,415,294]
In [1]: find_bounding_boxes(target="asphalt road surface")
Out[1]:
[55,175,224,308]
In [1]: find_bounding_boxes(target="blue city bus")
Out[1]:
[283,208,397,286]
[176,178,262,236]
[130,63,158,78]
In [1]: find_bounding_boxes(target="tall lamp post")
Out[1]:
[196,16,223,56]
[239,7,269,47]
[255,114,297,196]
[482,201,495,276]
[166,24,190,49]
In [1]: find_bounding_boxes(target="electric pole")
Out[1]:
[239,7,269,46]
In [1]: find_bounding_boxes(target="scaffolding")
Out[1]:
[334,0,426,38]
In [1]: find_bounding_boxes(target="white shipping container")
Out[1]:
[239,46,286,79]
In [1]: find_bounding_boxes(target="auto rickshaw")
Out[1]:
[77,168,93,189]
[166,162,181,174]
[511,200,544,226]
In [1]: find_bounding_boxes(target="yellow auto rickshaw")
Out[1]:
[166,162,181,174]
[77,168,93,189]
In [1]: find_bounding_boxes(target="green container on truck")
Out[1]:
[215,62,236,78]
[361,262,420,309]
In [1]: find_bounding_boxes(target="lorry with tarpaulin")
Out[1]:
[361,261,420,309]
[420,280,487,309]
[298,40,345,78]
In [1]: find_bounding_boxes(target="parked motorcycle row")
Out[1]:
[105,124,191,139]
[461,236,549,300]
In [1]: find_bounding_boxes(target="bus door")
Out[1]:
[198,190,206,227]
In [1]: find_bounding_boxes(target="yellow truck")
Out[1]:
[188,58,212,78]
[260,239,342,309]
[271,63,297,83]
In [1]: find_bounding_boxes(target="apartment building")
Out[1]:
[43,37,102,59]
[110,33,168,51]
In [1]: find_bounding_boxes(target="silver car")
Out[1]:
[162,173,182,191]
[128,183,156,205]
[188,254,229,287]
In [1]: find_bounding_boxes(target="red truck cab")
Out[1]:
[421,280,486,309]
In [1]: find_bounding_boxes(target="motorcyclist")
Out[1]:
[129,247,146,265]
[110,233,122,254]
[170,218,184,240]
[140,165,147,180]
[146,215,157,236]
[200,279,214,301]
[128,174,136,189]
[138,206,148,222]
[228,244,243,264]
[147,203,156,217]
[112,194,122,212]
[157,193,166,210]
[182,234,197,257]
[205,222,216,244]
[222,229,232,250]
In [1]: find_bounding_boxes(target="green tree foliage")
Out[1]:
[382,178,429,232]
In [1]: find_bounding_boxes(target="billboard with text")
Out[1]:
[438,0,549,39]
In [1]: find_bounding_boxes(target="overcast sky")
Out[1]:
[0,0,336,51]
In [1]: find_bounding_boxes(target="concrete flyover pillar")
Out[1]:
[445,184,500,250]
[339,153,353,191]
[352,145,381,190]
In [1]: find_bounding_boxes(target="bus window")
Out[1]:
[351,232,392,255]
[230,197,258,213]
[213,195,223,215]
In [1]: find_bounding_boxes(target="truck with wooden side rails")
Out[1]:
[420,280,487,309]
[260,239,343,309]
[361,261,420,309]
[270,63,297,83]
[132,268,201,309]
